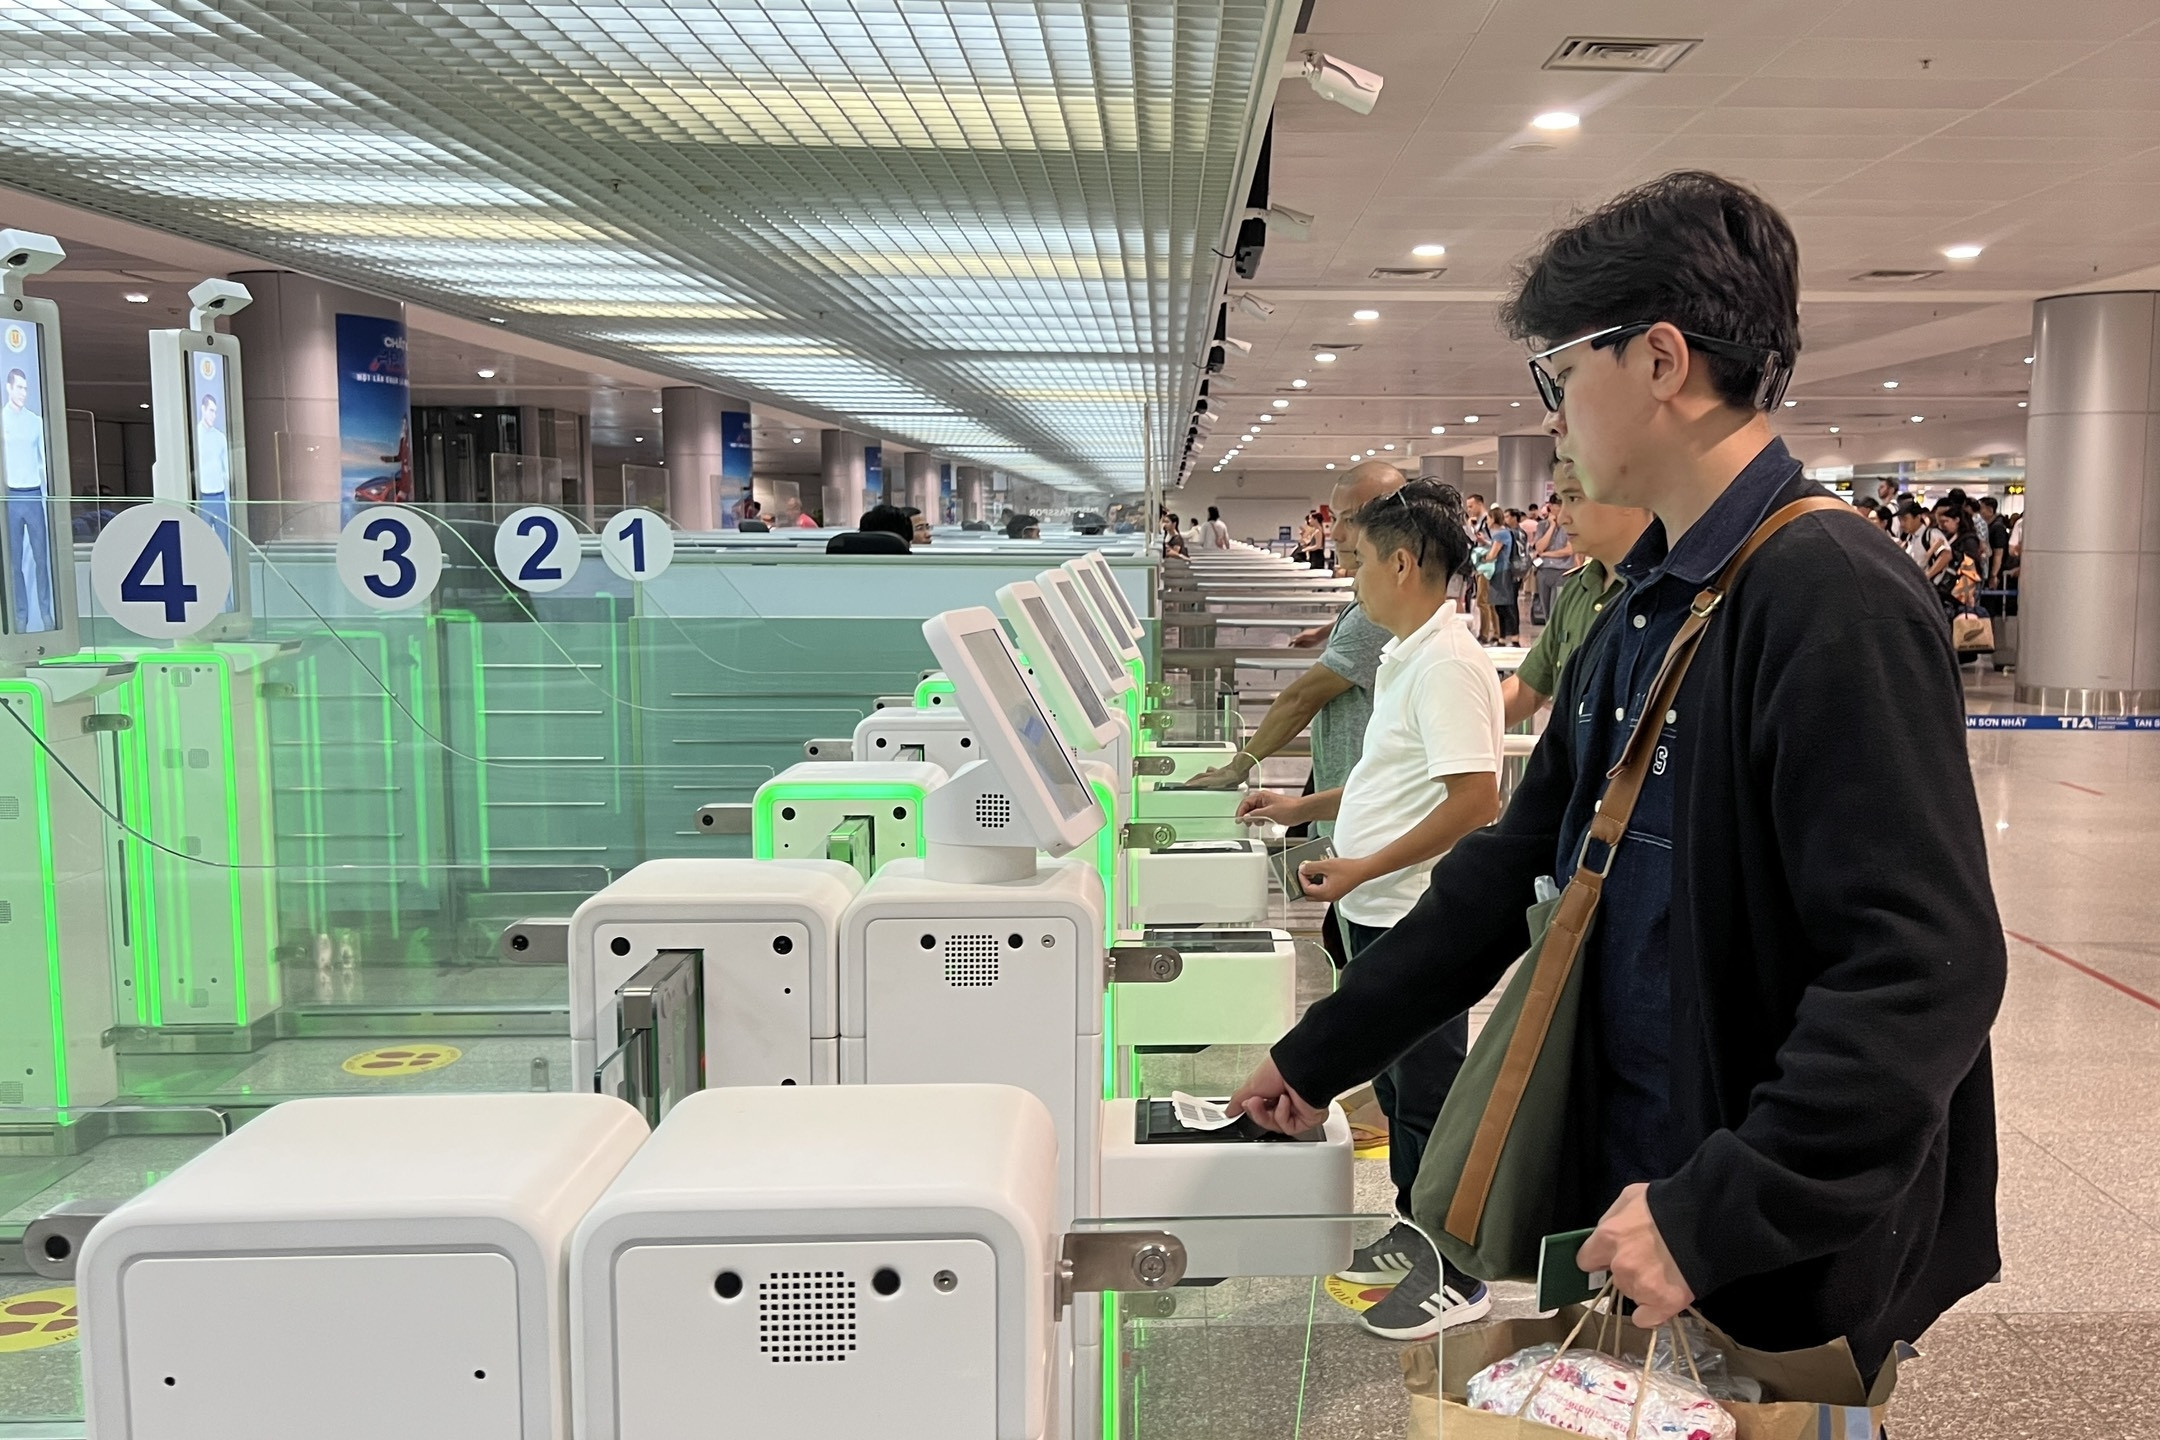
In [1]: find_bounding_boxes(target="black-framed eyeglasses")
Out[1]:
[1526,321,1791,412]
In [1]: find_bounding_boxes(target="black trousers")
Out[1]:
[1342,916,1470,1218]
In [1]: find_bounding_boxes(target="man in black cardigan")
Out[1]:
[1230,171,2003,1374]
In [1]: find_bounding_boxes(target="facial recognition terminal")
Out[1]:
[996,580,1122,759]
[1066,551,1145,646]
[1038,568,1133,709]
[150,278,254,628]
[0,230,79,663]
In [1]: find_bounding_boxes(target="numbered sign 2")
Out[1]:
[337,507,444,611]
[600,507,675,582]
[493,506,582,594]
[90,503,233,639]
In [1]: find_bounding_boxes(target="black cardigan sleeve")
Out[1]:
[1647,594,2006,1297]
[1270,663,1583,1106]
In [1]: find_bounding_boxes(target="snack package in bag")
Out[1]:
[1466,1343,1735,1440]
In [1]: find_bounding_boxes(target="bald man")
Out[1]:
[1190,460,1405,802]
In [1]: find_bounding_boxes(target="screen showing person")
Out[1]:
[189,350,233,544]
[1,320,59,634]
[959,627,1095,821]
[1021,592,1114,731]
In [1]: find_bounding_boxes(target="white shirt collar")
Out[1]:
[1379,600,1458,659]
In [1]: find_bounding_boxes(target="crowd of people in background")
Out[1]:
[1853,484,2021,643]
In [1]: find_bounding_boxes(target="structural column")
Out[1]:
[956,465,986,523]
[2020,291,2160,712]
[228,271,404,539]
[820,429,865,527]
[1494,433,1555,512]
[661,387,749,531]
[902,452,937,517]
[1417,453,1465,487]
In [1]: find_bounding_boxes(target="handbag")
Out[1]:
[1411,495,1853,1281]
[1951,610,1995,652]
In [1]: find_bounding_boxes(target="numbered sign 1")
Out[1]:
[337,506,444,611]
[492,506,582,594]
[90,503,233,639]
[600,507,675,582]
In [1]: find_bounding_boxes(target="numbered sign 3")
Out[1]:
[493,505,582,594]
[600,507,675,582]
[338,506,445,611]
[90,503,233,639]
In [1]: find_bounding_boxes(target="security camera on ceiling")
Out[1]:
[1232,292,1276,320]
[1222,334,1253,355]
[1289,51,1385,115]
[1246,204,1314,241]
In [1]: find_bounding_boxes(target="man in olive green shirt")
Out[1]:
[1501,460,1652,727]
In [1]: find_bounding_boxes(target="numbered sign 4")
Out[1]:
[338,507,445,611]
[493,505,583,594]
[600,507,675,582]
[90,503,233,639]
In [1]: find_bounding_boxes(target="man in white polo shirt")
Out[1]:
[1237,479,1504,1339]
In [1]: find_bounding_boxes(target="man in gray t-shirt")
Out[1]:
[1186,460,1405,818]
[1303,601,1387,835]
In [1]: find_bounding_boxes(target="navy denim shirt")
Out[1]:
[1556,437,1802,1201]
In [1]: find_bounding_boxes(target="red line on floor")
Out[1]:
[2006,930,2160,1014]
[2057,781,2106,796]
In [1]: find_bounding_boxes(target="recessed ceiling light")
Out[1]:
[122,291,149,304]
[650,406,663,414]
[1881,380,1898,389]
[1260,415,1274,423]
[1910,415,1925,423]
[2024,356,2034,364]
[791,434,803,443]
[1411,243,1446,259]
[1315,352,1337,363]
[1783,399,1798,407]
[138,401,149,409]
[1829,426,1840,433]
[1366,448,1377,456]
[1430,425,1446,434]
[1531,111,1581,131]
[1272,398,1289,409]
[634,434,645,441]
[1463,414,1480,423]
[487,316,506,325]
[476,368,496,378]
[1382,443,1396,451]
[1291,378,1309,389]
[2018,401,2028,408]
[1352,308,1380,321]
[1942,244,1983,260]
[1510,400,1521,407]
[1325,462,1336,470]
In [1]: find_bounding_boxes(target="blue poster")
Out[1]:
[719,409,753,528]
[940,462,954,524]
[864,443,883,502]
[335,313,410,523]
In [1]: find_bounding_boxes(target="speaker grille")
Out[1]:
[0,1082,21,1105]
[973,792,1012,828]
[0,795,20,821]
[943,934,1000,988]
[0,900,12,925]
[758,1270,857,1363]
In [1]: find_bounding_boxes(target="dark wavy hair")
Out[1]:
[1349,479,1473,580]
[1499,170,1801,410]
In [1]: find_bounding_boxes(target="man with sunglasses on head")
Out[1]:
[1231,171,2002,1378]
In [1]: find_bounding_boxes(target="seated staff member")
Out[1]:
[1503,458,1653,726]
[1188,461,1405,798]
[1235,479,1504,1342]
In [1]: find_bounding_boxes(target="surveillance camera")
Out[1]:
[1232,292,1276,320]
[1222,334,1253,355]
[1294,51,1384,115]
[187,277,254,329]
[0,230,65,283]
[1247,204,1314,241]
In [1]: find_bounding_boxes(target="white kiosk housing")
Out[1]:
[79,1094,648,1440]
[570,1084,1060,1440]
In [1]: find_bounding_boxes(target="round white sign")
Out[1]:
[336,506,444,611]
[599,507,675,582]
[89,503,233,639]
[492,506,582,594]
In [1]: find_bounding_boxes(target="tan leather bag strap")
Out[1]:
[1443,495,1850,1244]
